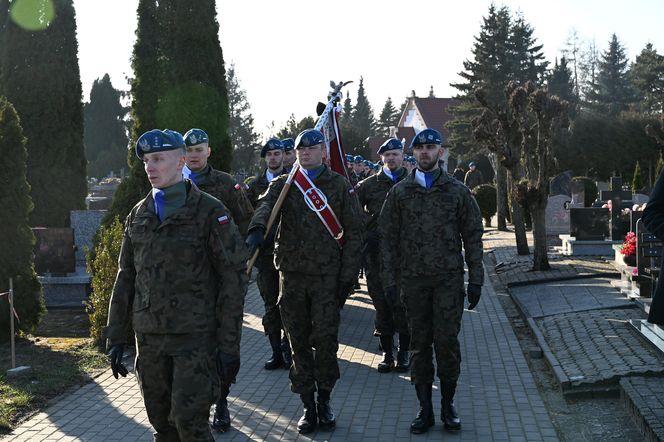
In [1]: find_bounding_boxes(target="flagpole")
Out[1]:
[9,278,15,369]
[245,81,352,275]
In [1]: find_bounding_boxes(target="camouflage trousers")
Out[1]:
[401,274,465,385]
[279,272,340,394]
[135,333,218,442]
[256,262,283,336]
[364,248,408,336]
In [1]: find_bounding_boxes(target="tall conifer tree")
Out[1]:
[350,76,375,156]
[0,0,86,227]
[0,96,45,336]
[630,43,664,114]
[587,34,634,115]
[377,97,400,137]
[84,74,129,178]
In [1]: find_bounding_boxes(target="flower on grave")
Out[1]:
[619,231,637,256]
[632,266,639,277]
[601,199,613,212]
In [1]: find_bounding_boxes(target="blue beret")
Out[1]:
[346,154,353,162]
[184,128,209,147]
[410,128,443,148]
[469,161,476,167]
[281,138,295,152]
[353,155,364,163]
[136,129,185,159]
[378,138,404,155]
[295,129,325,148]
[261,138,284,158]
[409,156,418,164]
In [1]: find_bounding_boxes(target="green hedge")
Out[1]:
[86,217,123,349]
[472,184,497,227]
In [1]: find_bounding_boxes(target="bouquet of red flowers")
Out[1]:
[620,231,636,256]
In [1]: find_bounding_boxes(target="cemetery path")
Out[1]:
[2,269,559,442]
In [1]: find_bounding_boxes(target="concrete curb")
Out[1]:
[526,317,570,391]
[620,377,664,442]
[505,272,620,288]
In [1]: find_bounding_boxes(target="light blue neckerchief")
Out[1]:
[266,170,278,182]
[414,169,439,189]
[383,166,398,183]
[304,165,325,180]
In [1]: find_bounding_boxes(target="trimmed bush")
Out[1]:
[472,184,497,227]
[572,176,598,207]
[86,217,123,348]
[632,161,644,192]
[0,96,45,339]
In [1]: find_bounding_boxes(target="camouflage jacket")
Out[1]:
[349,171,365,187]
[463,169,484,189]
[248,165,364,283]
[356,167,407,234]
[245,168,286,269]
[379,169,484,288]
[195,166,254,236]
[104,181,249,356]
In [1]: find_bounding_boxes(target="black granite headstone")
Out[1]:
[32,228,76,275]
[599,177,633,240]
[569,207,610,241]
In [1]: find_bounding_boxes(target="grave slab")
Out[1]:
[620,376,664,442]
[532,308,664,392]
[510,277,635,318]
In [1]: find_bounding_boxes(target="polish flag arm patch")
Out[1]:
[217,215,230,225]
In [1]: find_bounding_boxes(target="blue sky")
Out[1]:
[72,0,664,139]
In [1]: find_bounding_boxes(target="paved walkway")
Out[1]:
[4,270,558,441]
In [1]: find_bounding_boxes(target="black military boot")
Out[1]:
[441,382,461,431]
[281,335,292,369]
[297,392,318,434]
[395,333,410,373]
[377,335,395,373]
[264,332,284,370]
[410,383,434,434]
[317,389,336,430]
[211,383,231,432]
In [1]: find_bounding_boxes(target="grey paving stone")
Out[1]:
[3,271,557,441]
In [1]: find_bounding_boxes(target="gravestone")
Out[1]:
[596,180,610,193]
[70,210,106,267]
[546,194,572,235]
[32,228,76,275]
[570,208,610,241]
[569,180,586,207]
[600,177,633,240]
[549,170,573,196]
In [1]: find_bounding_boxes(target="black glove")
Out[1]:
[337,281,354,309]
[384,285,399,307]
[218,351,241,385]
[467,283,482,310]
[245,228,265,256]
[108,344,128,379]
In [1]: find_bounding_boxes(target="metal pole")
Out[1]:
[9,278,15,369]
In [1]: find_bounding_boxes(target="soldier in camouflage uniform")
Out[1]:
[379,128,484,434]
[183,128,254,235]
[245,139,292,370]
[356,138,410,374]
[349,155,366,186]
[104,129,249,442]
[246,129,363,434]
[463,161,484,189]
[182,128,253,432]
[281,137,296,172]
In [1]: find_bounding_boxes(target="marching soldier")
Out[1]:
[281,137,296,172]
[379,128,484,434]
[246,139,292,370]
[349,155,366,185]
[356,138,410,374]
[104,129,248,441]
[183,128,254,235]
[246,129,363,434]
[183,128,254,432]
[463,161,484,189]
